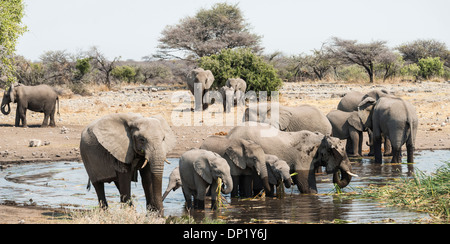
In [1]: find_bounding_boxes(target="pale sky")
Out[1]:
[16,0,450,61]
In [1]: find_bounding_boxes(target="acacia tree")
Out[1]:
[397,39,450,67]
[327,37,390,83]
[0,0,27,85]
[88,47,120,88]
[154,3,262,60]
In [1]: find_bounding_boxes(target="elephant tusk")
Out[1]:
[165,159,171,164]
[346,171,359,177]
[141,159,148,169]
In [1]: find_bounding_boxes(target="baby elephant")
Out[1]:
[179,149,233,210]
[162,166,182,201]
[253,154,293,197]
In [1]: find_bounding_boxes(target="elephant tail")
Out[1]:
[56,96,60,117]
[86,179,91,191]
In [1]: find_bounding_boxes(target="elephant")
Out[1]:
[162,166,182,201]
[226,122,358,194]
[337,89,393,155]
[253,154,292,197]
[187,68,215,111]
[80,113,176,214]
[337,89,391,112]
[219,86,235,113]
[243,103,332,135]
[326,98,376,157]
[225,78,246,106]
[360,96,418,164]
[179,149,233,210]
[1,83,60,127]
[200,135,271,198]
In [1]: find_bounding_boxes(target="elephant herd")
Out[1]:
[0,71,418,215]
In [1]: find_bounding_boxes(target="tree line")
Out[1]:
[1,2,449,94]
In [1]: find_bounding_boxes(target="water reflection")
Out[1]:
[0,150,448,223]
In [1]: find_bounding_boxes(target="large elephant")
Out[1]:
[243,103,332,135]
[227,123,357,193]
[337,89,391,112]
[162,166,182,201]
[225,78,246,106]
[200,135,271,198]
[1,83,60,127]
[187,68,214,111]
[179,149,232,210]
[253,154,292,197]
[361,96,418,164]
[80,113,176,214]
[326,98,376,157]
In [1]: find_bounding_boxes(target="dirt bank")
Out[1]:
[0,81,449,223]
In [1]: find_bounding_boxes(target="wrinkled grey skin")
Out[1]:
[162,166,181,201]
[326,98,375,157]
[187,68,215,111]
[219,86,235,113]
[225,78,246,106]
[337,89,391,112]
[200,135,271,198]
[243,103,332,135]
[253,154,292,196]
[227,123,357,194]
[80,113,176,214]
[363,96,418,164]
[179,149,232,210]
[1,83,59,127]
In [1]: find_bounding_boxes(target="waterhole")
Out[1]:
[0,150,448,223]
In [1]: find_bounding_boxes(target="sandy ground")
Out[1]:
[0,81,449,223]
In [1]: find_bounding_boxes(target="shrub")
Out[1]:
[400,63,420,80]
[199,48,283,95]
[111,65,137,83]
[417,57,444,79]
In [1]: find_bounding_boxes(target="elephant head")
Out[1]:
[90,113,176,211]
[265,154,293,188]
[225,139,271,194]
[219,86,235,113]
[194,151,233,194]
[348,97,376,131]
[162,166,182,201]
[317,136,358,188]
[1,83,16,115]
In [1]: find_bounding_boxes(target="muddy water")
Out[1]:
[0,150,448,223]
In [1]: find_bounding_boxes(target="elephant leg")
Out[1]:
[92,181,108,209]
[241,175,253,198]
[406,136,415,163]
[373,126,383,164]
[230,175,240,198]
[49,110,56,127]
[115,172,132,204]
[15,107,21,127]
[390,147,402,164]
[348,128,361,157]
[182,188,193,210]
[294,170,317,194]
[42,113,50,127]
[383,136,392,156]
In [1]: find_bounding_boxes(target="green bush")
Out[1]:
[75,58,91,79]
[400,63,420,80]
[417,57,444,79]
[199,48,283,95]
[111,65,137,83]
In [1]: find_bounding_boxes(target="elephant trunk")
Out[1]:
[333,159,357,188]
[147,153,165,214]
[255,160,272,195]
[221,174,233,194]
[1,102,10,115]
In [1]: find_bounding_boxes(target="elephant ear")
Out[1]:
[150,115,176,155]
[92,113,142,164]
[268,106,291,131]
[225,139,247,170]
[194,158,213,184]
[204,70,215,89]
[347,112,364,131]
[357,97,376,129]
